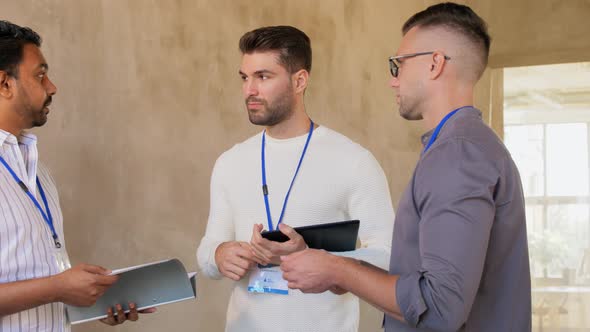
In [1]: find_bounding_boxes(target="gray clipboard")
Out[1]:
[66,258,197,325]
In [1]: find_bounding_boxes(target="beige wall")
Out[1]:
[2,1,589,331]
[473,0,590,136]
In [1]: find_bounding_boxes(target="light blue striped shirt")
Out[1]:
[0,129,69,332]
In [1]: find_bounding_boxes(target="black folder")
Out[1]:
[261,220,359,252]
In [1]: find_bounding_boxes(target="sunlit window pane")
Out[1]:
[545,204,589,277]
[505,125,544,196]
[505,62,590,332]
[546,123,589,196]
[526,204,545,278]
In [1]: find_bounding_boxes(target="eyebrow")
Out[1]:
[238,69,275,76]
[38,63,49,71]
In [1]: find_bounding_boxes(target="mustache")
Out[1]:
[43,96,52,107]
[246,97,265,104]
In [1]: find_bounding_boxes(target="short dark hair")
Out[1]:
[403,2,490,67]
[239,25,312,74]
[0,20,42,78]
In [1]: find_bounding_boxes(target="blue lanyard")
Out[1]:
[0,155,61,248]
[423,106,472,154]
[261,120,314,231]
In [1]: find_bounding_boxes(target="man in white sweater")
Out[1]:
[196,25,394,332]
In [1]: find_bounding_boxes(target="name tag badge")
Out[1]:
[54,246,71,272]
[247,265,289,295]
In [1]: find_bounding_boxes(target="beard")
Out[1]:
[30,96,51,127]
[246,89,295,127]
[16,82,51,129]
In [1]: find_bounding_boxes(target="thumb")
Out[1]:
[278,223,300,240]
[253,223,264,233]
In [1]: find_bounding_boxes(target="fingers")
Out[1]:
[81,264,111,275]
[236,242,258,260]
[249,251,270,266]
[217,241,263,281]
[94,274,119,287]
[248,243,273,265]
[225,260,252,278]
[253,223,264,234]
[101,303,143,326]
[281,247,307,264]
[236,242,268,266]
[80,264,118,286]
[287,281,301,290]
[230,256,252,271]
[279,259,291,272]
[221,270,242,281]
[115,304,126,324]
[250,224,264,243]
[250,225,275,261]
[251,224,302,260]
[101,307,117,326]
[233,245,258,269]
[219,248,254,280]
[127,303,139,321]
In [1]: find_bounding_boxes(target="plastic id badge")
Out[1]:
[54,246,72,272]
[247,265,288,295]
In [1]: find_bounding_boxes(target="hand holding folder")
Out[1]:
[53,264,118,307]
[66,258,197,325]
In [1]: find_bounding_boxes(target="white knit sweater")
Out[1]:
[197,126,394,332]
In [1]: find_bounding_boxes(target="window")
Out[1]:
[504,62,590,330]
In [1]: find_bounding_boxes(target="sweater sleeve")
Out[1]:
[196,154,235,279]
[333,150,394,270]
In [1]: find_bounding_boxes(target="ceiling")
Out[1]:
[504,62,590,110]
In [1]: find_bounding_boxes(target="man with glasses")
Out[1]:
[281,3,532,331]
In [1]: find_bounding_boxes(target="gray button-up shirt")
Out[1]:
[385,107,531,331]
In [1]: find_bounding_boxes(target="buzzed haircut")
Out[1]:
[239,25,312,74]
[403,2,491,78]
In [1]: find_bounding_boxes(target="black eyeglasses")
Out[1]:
[388,51,451,77]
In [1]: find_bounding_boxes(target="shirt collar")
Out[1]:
[0,129,38,147]
[18,131,38,146]
[420,107,481,147]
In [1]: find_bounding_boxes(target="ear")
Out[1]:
[429,52,447,80]
[292,69,309,94]
[0,71,14,99]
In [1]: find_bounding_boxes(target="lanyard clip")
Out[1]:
[18,181,29,193]
[262,184,268,196]
[53,234,61,249]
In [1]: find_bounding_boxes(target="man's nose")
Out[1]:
[46,76,57,95]
[245,80,259,97]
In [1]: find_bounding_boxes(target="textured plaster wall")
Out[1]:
[2,0,588,331]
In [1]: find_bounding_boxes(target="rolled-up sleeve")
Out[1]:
[396,271,428,326]
[396,138,499,331]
